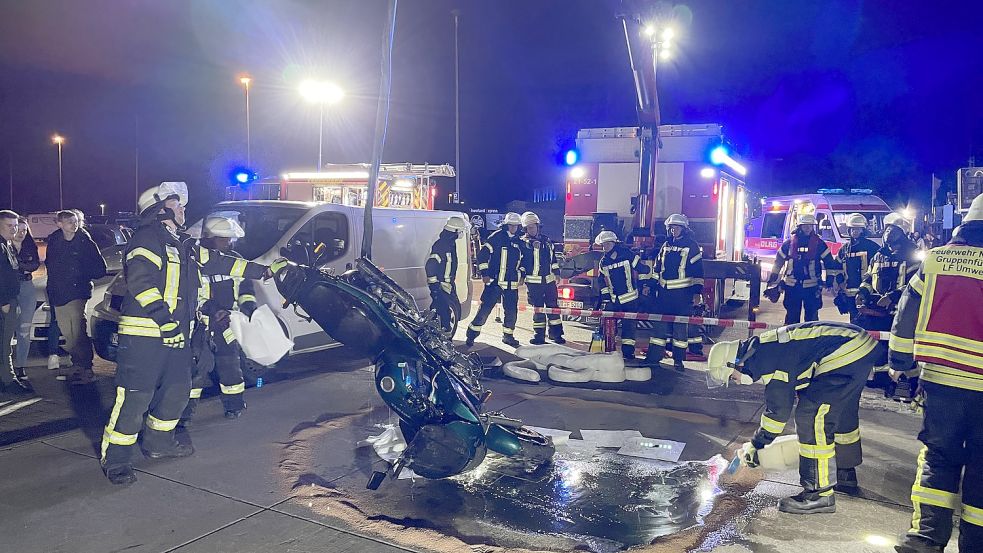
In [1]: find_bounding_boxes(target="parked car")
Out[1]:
[90,201,473,385]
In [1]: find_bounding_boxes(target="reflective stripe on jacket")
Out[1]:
[476,229,521,285]
[519,233,560,284]
[599,244,649,303]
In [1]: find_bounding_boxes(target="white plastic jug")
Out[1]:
[757,435,800,471]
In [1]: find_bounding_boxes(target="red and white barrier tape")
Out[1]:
[532,306,891,341]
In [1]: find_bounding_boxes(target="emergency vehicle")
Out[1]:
[227,163,455,210]
[744,190,892,279]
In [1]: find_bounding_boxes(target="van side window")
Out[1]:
[817,213,836,241]
[761,212,786,239]
[291,212,349,263]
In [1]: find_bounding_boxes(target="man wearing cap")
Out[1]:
[100,182,270,485]
[425,217,465,332]
[518,211,564,345]
[467,212,523,348]
[890,193,983,553]
[765,212,841,324]
[642,213,703,371]
[180,216,258,425]
[834,213,881,324]
[595,230,650,360]
[705,321,878,513]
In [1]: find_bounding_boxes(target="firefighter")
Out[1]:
[425,216,466,332]
[889,193,983,553]
[857,212,919,387]
[834,213,880,323]
[596,230,650,360]
[518,211,565,345]
[706,321,879,513]
[642,214,703,371]
[764,213,841,324]
[180,216,258,424]
[466,212,523,348]
[100,182,269,485]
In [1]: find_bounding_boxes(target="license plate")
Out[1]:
[558,300,583,309]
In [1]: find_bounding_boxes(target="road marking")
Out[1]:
[0,398,43,417]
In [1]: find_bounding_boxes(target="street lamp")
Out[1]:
[299,79,344,171]
[239,75,252,166]
[52,134,65,210]
[99,203,106,216]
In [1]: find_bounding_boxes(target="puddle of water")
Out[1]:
[388,448,727,552]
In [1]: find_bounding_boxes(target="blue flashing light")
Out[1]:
[235,171,251,184]
[709,145,728,165]
[564,149,579,166]
[230,166,258,188]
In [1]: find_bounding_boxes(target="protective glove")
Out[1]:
[739,442,759,468]
[159,322,186,349]
[692,293,703,306]
[212,310,231,332]
[876,295,893,308]
[269,258,290,276]
[239,301,256,319]
[763,285,782,303]
[482,276,492,285]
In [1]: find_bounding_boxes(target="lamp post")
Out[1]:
[99,203,106,216]
[239,75,252,166]
[299,80,344,171]
[52,134,65,210]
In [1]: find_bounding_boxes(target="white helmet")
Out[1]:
[704,340,752,388]
[797,213,818,226]
[594,230,619,245]
[138,181,189,216]
[203,216,245,239]
[665,213,689,228]
[443,217,467,233]
[884,212,912,233]
[502,212,522,226]
[520,211,541,227]
[845,213,867,228]
[966,193,983,223]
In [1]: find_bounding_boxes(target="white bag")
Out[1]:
[229,304,294,366]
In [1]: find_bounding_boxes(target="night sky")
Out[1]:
[1,0,981,220]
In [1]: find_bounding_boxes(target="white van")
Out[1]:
[91,201,472,365]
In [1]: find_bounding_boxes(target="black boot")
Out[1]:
[551,335,566,344]
[141,430,194,459]
[502,334,520,348]
[465,329,478,348]
[224,399,246,419]
[104,464,137,485]
[777,491,836,514]
[644,347,663,367]
[894,537,944,553]
[529,332,547,345]
[834,468,860,495]
[178,398,199,429]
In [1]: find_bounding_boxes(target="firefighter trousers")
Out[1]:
[793,355,870,496]
[902,382,983,551]
[782,284,822,324]
[856,312,893,368]
[101,334,194,470]
[648,288,691,365]
[183,323,246,422]
[526,282,563,340]
[467,283,518,339]
[609,298,638,360]
[429,288,456,331]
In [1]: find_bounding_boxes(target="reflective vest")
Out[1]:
[518,233,560,284]
[891,245,983,391]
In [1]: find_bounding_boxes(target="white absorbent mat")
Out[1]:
[579,429,644,448]
[503,359,544,382]
[546,352,626,383]
[357,425,418,479]
[616,437,686,463]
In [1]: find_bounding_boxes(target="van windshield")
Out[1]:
[833,212,888,239]
[202,205,307,260]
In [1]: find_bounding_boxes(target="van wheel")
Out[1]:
[443,298,462,338]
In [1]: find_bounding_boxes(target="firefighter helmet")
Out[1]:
[138,181,188,216]
[502,212,522,226]
[443,217,467,233]
[520,211,541,227]
[846,213,868,228]
[884,212,912,233]
[665,213,689,228]
[594,230,618,245]
[203,216,245,239]
[797,213,818,226]
[706,341,741,388]
[964,193,983,223]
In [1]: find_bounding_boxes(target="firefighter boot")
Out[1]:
[777,491,836,514]
[530,330,547,345]
[178,398,199,429]
[834,468,860,495]
[141,429,194,460]
[502,334,520,348]
[644,343,664,367]
[894,537,945,553]
[465,328,479,348]
[104,464,137,486]
[548,323,566,344]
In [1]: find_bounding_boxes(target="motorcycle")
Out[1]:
[270,246,555,490]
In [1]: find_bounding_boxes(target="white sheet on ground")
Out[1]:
[503,359,544,382]
[357,424,419,479]
[616,437,686,462]
[580,429,644,448]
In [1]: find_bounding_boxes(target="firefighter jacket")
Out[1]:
[425,229,459,294]
[835,236,880,296]
[643,229,704,292]
[518,233,560,284]
[477,228,522,289]
[120,222,267,339]
[599,244,650,304]
[198,248,258,323]
[889,226,983,392]
[770,231,841,288]
[737,322,878,449]
[859,240,919,310]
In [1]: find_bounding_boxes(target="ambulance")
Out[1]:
[744,189,893,279]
